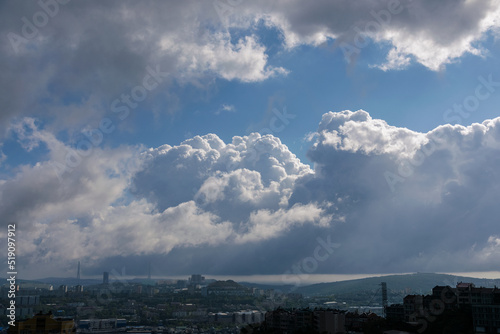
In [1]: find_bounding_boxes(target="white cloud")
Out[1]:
[240,0,500,70]
[3,1,500,277]
[216,104,236,115]
[160,34,287,83]
[373,47,412,71]
[299,110,500,273]
[0,148,5,167]
[1,0,498,138]
[2,123,335,277]
[0,0,498,150]
[1,119,140,226]
[0,1,287,137]
[475,235,500,262]
[312,110,427,158]
[236,203,331,243]
[4,111,500,276]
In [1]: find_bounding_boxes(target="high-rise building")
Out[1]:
[7,312,74,334]
[189,274,205,285]
[103,272,109,285]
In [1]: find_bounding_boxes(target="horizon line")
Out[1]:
[16,271,500,286]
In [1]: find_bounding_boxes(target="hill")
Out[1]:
[239,282,294,292]
[295,273,500,305]
[208,279,245,288]
[35,277,102,286]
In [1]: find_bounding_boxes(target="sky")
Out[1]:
[1,0,500,282]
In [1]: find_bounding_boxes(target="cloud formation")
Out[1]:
[299,109,500,273]
[3,111,500,277]
[0,0,286,136]
[2,124,333,277]
[244,0,500,70]
[1,0,498,137]
[2,0,500,278]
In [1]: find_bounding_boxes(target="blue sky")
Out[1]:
[2,0,500,280]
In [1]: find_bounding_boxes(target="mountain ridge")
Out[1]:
[294,272,500,298]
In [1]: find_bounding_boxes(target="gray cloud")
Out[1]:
[296,110,500,273]
[4,111,500,278]
[2,126,333,278]
[1,0,500,278]
[1,0,498,137]
[238,0,499,70]
[0,0,286,136]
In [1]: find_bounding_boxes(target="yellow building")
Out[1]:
[8,311,75,334]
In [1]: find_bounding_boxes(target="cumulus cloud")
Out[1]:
[2,122,334,277]
[3,0,500,279]
[4,110,500,277]
[1,118,140,226]
[131,133,330,246]
[297,109,500,273]
[132,133,312,210]
[311,110,427,157]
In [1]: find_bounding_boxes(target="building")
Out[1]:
[8,311,75,334]
[431,285,457,311]
[456,283,497,306]
[393,283,500,333]
[78,318,126,332]
[263,308,294,332]
[188,274,205,285]
[103,272,109,285]
[204,280,251,296]
[263,308,346,334]
[403,295,424,322]
[315,309,346,334]
[207,310,265,324]
[385,304,405,322]
[345,312,382,333]
[1,295,40,319]
[455,283,500,334]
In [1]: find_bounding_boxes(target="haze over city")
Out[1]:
[1,0,500,283]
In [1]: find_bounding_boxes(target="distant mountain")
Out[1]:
[35,277,102,286]
[295,273,500,301]
[208,279,246,289]
[239,282,294,292]
[22,276,169,287]
[9,272,500,303]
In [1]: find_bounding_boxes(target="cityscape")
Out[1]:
[2,0,500,333]
[2,271,500,333]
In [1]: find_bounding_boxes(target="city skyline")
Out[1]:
[1,1,500,280]
[35,269,500,286]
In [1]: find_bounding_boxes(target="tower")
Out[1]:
[103,271,109,285]
[148,261,151,280]
[77,261,81,281]
[381,282,388,316]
